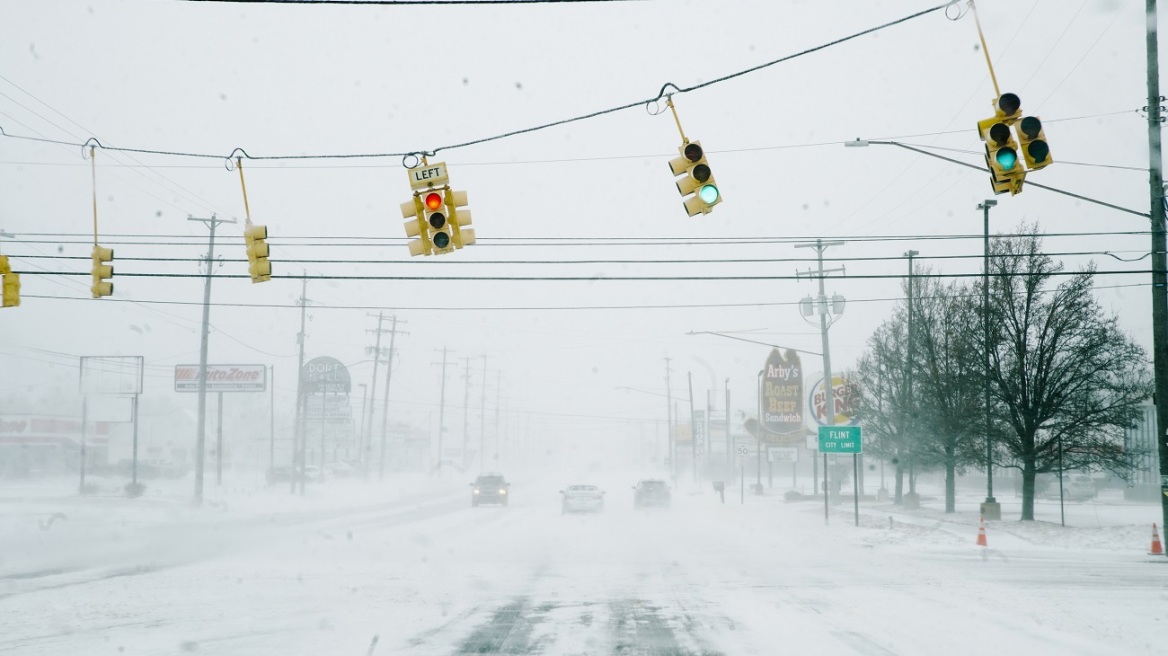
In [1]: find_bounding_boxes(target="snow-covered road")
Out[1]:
[2,480,1165,655]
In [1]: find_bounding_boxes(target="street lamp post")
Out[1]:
[978,199,1002,520]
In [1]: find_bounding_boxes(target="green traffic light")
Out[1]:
[698,184,720,204]
[995,148,1017,171]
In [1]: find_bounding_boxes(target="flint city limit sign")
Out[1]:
[817,425,862,454]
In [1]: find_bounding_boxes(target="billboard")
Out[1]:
[174,364,267,392]
[762,349,804,436]
[808,374,859,427]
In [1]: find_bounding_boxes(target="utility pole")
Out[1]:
[188,213,235,505]
[433,348,454,475]
[796,239,846,525]
[480,355,488,472]
[462,356,472,471]
[688,372,697,484]
[978,200,1000,519]
[377,316,406,480]
[364,312,385,481]
[1145,0,1168,542]
[664,357,675,481]
[904,250,919,507]
[494,371,502,466]
[292,275,308,496]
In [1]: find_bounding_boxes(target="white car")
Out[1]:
[560,484,605,514]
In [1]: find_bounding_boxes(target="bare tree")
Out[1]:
[985,228,1152,521]
[852,309,916,503]
[909,276,984,512]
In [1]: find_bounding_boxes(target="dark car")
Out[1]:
[470,473,510,507]
[633,479,671,509]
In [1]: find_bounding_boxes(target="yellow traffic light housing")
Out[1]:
[91,244,114,298]
[0,255,19,308]
[400,161,474,256]
[244,223,272,283]
[1016,116,1052,171]
[976,93,1028,195]
[669,141,721,216]
[448,189,474,248]
[422,190,455,254]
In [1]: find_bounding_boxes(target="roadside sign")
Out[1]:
[817,425,862,454]
[736,445,750,457]
[768,446,798,463]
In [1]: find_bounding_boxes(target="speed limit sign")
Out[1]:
[736,445,750,457]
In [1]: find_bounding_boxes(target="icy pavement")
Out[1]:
[1,475,1166,655]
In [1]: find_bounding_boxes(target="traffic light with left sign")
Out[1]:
[400,162,474,256]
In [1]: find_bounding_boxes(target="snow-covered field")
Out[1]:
[2,473,1166,655]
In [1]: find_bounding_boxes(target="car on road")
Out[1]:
[560,484,605,514]
[632,479,671,510]
[471,472,510,507]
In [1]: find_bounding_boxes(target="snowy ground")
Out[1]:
[1,472,1166,655]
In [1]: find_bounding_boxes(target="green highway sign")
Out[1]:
[818,425,862,454]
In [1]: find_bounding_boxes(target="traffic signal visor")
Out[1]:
[669,141,721,216]
[448,189,474,247]
[91,244,114,298]
[1016,116,1051,171]
[401,196,429,256]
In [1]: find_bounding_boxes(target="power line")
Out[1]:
[0,107,1137,171]
[3,229,1151,246]
[11,268,1152,282]
[3,248,1148,265]
[20,282,1150,312]
[0,3,952,162]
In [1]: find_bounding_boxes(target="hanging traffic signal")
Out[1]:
[977,93,1027,195]
[422,190,454,254]
[1016,116,1052,171]
[401,161,474,256]
[91,244,114,298]
[0,255,19,308]
[244,223,272,283]
[448,189,475,248]
[669,141,721,216]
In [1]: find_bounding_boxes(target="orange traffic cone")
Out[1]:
[976,516,988,547]
[1150,523,1164,556]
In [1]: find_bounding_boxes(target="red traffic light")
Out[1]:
[425,192,444,211]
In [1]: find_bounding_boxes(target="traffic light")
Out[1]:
[1016,116,1052,171]
[91,244,114,298]
[448,189,475,248]
[0,255,19,308]
[244,223,272,283]
[669,140,721,216]
[422,190,455,254]
[977,93,1026,195]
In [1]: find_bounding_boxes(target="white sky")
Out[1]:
[0,0,1156,455]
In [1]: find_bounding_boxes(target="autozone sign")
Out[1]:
[175,364,267,392]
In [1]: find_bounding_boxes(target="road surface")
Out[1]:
[1,481,1164,655]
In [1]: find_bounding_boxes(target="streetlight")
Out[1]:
[978,199,1001,520]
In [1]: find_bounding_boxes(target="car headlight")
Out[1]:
[473,489,480,494]
[499,489,507,495]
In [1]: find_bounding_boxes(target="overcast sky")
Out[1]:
[0,0,1155,457]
